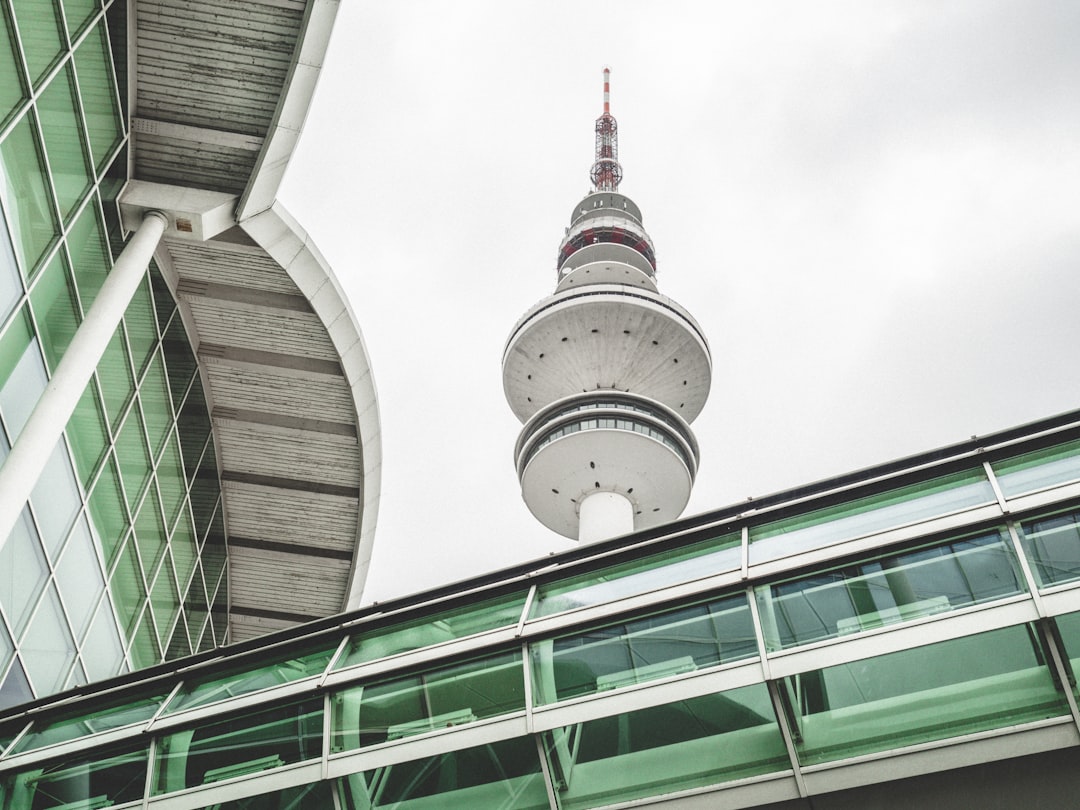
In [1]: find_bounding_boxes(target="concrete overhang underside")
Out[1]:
[123,0,380,642]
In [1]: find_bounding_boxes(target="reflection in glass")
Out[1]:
[37,64,93,220]
[0,112,58,275]
[10,689,163,755]
[154,698,322,794]
[750,470,995,565]
[783,624,1067,765]
[533,593,756,704]
[332,650,524,752]
[9,0,64,87]
[758,529,1024,650]
[532,532,741,618]
[28,251,79,371]
[1017,509,1080,589]
[165,641,337,715]
[547,684,787,809]
[1,741,147,809]
[74,23,124,171]
[339,737,548,810]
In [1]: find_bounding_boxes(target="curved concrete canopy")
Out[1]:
[126,0,381,640]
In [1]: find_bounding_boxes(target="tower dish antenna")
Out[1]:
[590,67,623,191]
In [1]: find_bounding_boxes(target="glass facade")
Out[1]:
[0,0,223,710]
[2,415,1080,808]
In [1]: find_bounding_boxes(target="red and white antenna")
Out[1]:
[590,67,623,191]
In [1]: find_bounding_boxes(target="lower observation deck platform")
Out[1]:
[5,409,1080,809]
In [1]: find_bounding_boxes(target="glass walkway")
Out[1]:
[4,410,1080,809]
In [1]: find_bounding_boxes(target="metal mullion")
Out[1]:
[0,0,32,144]
[515,583,537,637]
[745,583,772,680]
[533,732,560,810]
[766,680,807,798]
[1005,518,1048,617]
[321,691,331,781]
[983,459,1009,512]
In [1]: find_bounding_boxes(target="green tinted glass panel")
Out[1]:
[0,210,22,326]
[993,438,1080,499]
[154,697,322,795]
[784,624,1067,765]
[202,508,226,590]
[210,573,228,646]
[129,606,159,669]
[177,375,210,474]
[124,276,156,374]
[88,454,127,565]
[148,562,180,648]
[0,111,58,276]
[97,327,132,429]
[28,250,79,370]
[331,650,524,752]
[134,485,166,574]
[749,469,995,565]
[533,593,756,705]
[167,641,338,715]
[10,0,64,87]
[0,305,33,388]
[1017,509,1080,589]
[757,529,1025,651]
[63,0,99,37]
[37,63,92,220]
[157,429,186,526]
[140,350,172,457]
[549,683,787,809]
[65,381,107,486]
[10,690,163,754]
[163,314,195,404]
[336,590,528,669]
[189,453,219,538]
[165,610,191,661]
[110,535,144,635]
[0,13,26,124]
[74,23,122,171]
[115,406,150,508]
[184,563,209,649]
[67,197,110,310]
[149,262,175,330]
[341,737,548,810]
[532,532,741,618]
[1,741,148,808]
[170,509,197,590]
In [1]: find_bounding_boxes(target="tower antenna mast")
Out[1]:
[590,67,623,191]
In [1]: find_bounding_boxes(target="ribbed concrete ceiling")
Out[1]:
[129,0,379,643]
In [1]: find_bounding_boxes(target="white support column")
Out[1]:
[578,490,635,544]
[0,211,168,547]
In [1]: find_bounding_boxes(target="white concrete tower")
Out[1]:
[503,69,712,543]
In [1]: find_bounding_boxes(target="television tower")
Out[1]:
[502,69,712,543]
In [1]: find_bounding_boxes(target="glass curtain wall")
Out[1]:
[0,0,223,710]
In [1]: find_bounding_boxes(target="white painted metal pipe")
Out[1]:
[0,211,168,549]
[578,490,635,544]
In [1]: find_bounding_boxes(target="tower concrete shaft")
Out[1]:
[503,70,712,543]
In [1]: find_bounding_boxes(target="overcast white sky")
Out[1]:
[280,1,1080,605]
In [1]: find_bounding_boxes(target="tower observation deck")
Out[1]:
[503,69,712,543]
